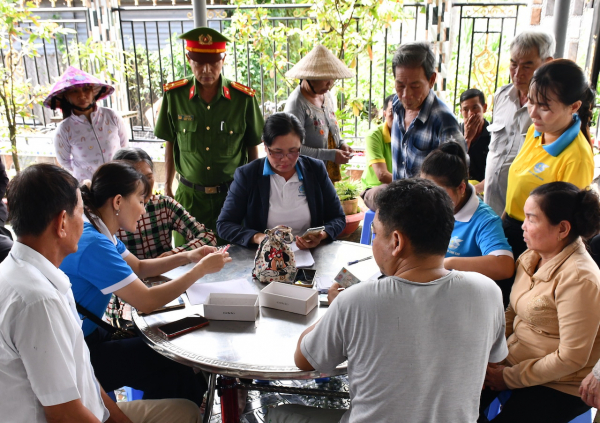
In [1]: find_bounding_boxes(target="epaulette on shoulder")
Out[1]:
[163,78,189,92]
[230,81,256,97]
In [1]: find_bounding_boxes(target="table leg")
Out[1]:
[218,376,241,423]
[203,373,217,423]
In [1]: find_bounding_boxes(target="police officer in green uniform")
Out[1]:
[154,27,264,245]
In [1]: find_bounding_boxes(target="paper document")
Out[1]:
[290,242,315,268]
[186,278,257,305]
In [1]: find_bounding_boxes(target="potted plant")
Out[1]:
[335,178,362,215]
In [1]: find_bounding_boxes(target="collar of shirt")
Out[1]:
[263,159,304,180]
[10,241,71,295]
[454,184,479,223]
[69,106,100,124]
[192,75,226,102]
[394,90,436,127]
[534,114,581,157]
[382,123,391,143]
[507,84,528,111]
[518,237,584,281]
[83,213,118,246]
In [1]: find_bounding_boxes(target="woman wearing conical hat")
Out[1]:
[284,45,354,182]
[45,66,129,182]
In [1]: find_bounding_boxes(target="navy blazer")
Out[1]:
[217,156,346,247]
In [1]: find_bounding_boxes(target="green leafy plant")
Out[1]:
[335,177,362,201]
[0,0,74,172]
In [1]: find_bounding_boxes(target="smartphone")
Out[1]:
[157,314,209,339]
[302,226,325,238]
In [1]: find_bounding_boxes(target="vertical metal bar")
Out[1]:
[495,17,505,94]
[286,20,290,98]
[118,9,134,141]
[383,27,388,104]
[181,21,186,77]
[453,5,464,114]
[247,41,251,87]
[415,5,419,40]
[514,5,520,36]
[234,41,238,82]
[368,51,373,130]
[355,19,359,137]
[467,18,475,91]
[273,39,278,112]
[168,21,175,80]
[75,29,83,70]
[156,22,165,97]
[53,36,61,76]
[260,54,265,116]
[64,31,71,67]
[131,21,145,131]
[143,22,155,127]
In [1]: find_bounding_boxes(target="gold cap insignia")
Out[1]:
[198,34,213,45]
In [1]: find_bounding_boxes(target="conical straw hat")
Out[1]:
[285,45,354,80]
[43,66,114,110]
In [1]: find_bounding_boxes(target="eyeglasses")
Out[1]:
[267,147,300,160]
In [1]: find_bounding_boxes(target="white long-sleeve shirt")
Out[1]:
[54,107,129,181]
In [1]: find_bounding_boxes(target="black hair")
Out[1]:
[460,88,486,106]
[80,161,150,228]
[392,41,435,79]
[262,112,306,147]
[530,59,596,146]
[112,147,154,170]
[420,142,468,189]
[7,164,79,237]
[375,178,454,256]
[530,182,600,241]
[383,94,395,111]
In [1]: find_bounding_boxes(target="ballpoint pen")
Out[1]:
[347,256,373,266]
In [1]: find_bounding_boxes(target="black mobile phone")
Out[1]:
[157,314,209,339]
[294,269,317,288]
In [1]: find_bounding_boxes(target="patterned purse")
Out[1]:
[252,225,297,283]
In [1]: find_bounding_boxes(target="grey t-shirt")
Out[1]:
[301,271,507,423]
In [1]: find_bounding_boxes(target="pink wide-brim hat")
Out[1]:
[43,66,115,110]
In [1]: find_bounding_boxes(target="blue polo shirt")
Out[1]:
[60,219,136,336]
[447,186,513,259]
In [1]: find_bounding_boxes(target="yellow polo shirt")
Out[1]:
[505,118,594,221]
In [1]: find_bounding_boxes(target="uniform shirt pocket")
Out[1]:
[177,120,198,153]
[487,122,506,152]
[220,122,245,156]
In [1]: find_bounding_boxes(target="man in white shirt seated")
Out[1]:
[0,163,201,423]
[267,178,508,422]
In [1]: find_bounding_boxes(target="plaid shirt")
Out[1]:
[391,90,465,179]
[116,194,217,260]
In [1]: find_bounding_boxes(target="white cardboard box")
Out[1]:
[203,293,259,321]
[259,282,318,315]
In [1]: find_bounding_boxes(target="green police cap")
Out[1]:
[180,27,231,63]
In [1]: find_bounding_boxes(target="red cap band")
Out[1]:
[185,39,226,54]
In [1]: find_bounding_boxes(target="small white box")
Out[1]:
[259,282,318,315]
[203,293,259,321]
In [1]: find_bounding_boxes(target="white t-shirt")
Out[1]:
[0,242,109,423]
[301,271,507,423]
[266,171,311,236]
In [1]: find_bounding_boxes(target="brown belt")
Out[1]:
[178,176,231,194]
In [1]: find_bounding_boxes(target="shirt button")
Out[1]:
[207,166,211,170]
[206,147,210,151]
[230,131,233,134]
[183,129,186,133]
[206,126,210,130]
[207,106,210,110]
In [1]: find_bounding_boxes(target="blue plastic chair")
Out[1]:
[485,390,592,422]
[360,209,376,245]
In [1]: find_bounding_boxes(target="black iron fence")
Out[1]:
[2,2,537,144]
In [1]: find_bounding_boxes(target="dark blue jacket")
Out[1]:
[217,156,346,247]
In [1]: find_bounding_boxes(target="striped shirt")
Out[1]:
[391,90,465,179]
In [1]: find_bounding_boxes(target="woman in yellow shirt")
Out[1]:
[503,59,595,259]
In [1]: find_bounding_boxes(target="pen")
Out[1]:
[347,256,373,266]
[219,244,230,253]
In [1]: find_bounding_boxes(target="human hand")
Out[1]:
[296,232,326,250]
[195,251,232,275]
[580,371,600,408]
[464,114,483,143]
[475,180,485,195]
[165,184,174,198]
[186,246,219,263]
[328,282,345,304]
[484,363,508,391]
[252,232,267,245]
[334,149,352,165]
[340,143,354,154]
[158,251,174,258]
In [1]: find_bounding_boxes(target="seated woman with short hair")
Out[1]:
[420,142,515,287]
[479,182,600,423]
[217,112,345,249]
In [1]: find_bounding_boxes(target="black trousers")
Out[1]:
[85,326,207,406]
[478,386,590,423]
